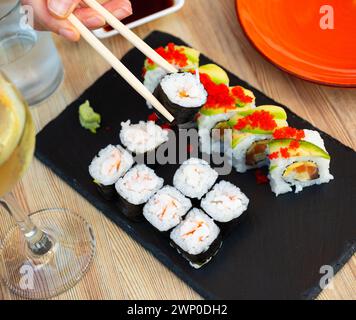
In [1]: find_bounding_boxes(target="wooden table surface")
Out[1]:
[1,0,355,300]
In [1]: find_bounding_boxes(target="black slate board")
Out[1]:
[36,31,356,300]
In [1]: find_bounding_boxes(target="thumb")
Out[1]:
[47,0,81,18]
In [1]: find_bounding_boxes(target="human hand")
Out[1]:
[21,0,132,41]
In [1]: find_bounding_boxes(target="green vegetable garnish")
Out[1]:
[79,100,101,134]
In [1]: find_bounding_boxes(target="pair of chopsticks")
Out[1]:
[68,0,178,123]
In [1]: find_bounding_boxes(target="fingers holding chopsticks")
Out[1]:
[74,0,132,28]
[20,0,132,41]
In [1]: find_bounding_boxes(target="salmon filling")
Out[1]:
[283,161,320,182]
[245,140,269,166]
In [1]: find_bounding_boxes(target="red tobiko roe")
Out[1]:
[280,147,290,159]
[199,73,235,109]
[234,110,278,131]
[148,112,159,122]
[255,169,269,184]
[199,74,253,110]
[289,140,300,150]
[147,43,188,68]
[268,152,279,160]
[273,127,305,140]
[231,86,253,104]
[160,123,172,130]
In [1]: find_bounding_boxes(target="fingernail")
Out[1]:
[59,28,79,41]
[48,0,75,18]
[113,6,133,19]
[85,15,106,28]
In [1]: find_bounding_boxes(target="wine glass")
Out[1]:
[0,72,96,299]
[0,0,64,105]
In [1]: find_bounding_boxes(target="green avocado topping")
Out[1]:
[79,100,101,134]
[268,139,331,160]
[199,64,229,85]
[177,46,200,66]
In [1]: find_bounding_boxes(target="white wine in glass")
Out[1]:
[0,72,95,299]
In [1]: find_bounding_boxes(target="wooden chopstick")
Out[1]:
[68,14,175,123]
[83,0,178,74]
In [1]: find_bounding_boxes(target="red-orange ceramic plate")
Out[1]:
[236,0,356,87]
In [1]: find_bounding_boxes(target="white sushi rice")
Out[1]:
[201,181,249,223]
[143,186,192,232]
[170,208,220,256]
[115,165,164,205]
[231,134,272,173]
[144,67,167,94]
[197,89,256,155]
[268,130,334,196]
[88,145,134,186]
[120,120,169,154]
[304,129,327,150]
[160,73,207,108]
[198,111,238,133]
[173,158,219,199]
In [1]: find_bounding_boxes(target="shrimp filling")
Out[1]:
[100,149,122,176]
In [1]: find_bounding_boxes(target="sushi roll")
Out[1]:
[143,186,192,232]
[197,71,256,154]
[143,43,200,98]
[170,208,222,268]
[119,120,169,155]
[201,181,249,223]
[115,165,164,220]
[267,129,334,196]
[173,158,218,200]
[89,145,134,200]
[154,72,208,125]
[226,105,288,173]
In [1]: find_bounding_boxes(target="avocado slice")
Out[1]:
[231,130,252,149]
[144,45,200,72]
[231,87,256,107]
[268,139,330,160]
[199,64,229,85]
[177,46,200,65]
[235,105,287,120]
[200,105,250,117]
[212,121,233,139]
[228,105,287,127]
[199,87,254,117]
[237,119,288,135]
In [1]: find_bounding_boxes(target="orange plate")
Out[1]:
[236,0,356,87]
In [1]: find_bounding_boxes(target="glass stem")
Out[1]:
[0,192,53,255]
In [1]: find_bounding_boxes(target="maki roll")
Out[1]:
[173,158,218,200]
[143,43,200,96]
[170,208,222,268]
[89,145,134,200]
[154,72,208,125]
[143,186,192,232]
[267,129,334,196]
[197,71,255,154]
[120,120,169,155]
[227,105,288,173]
[115,165,164,220]
[201,181,249,223]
